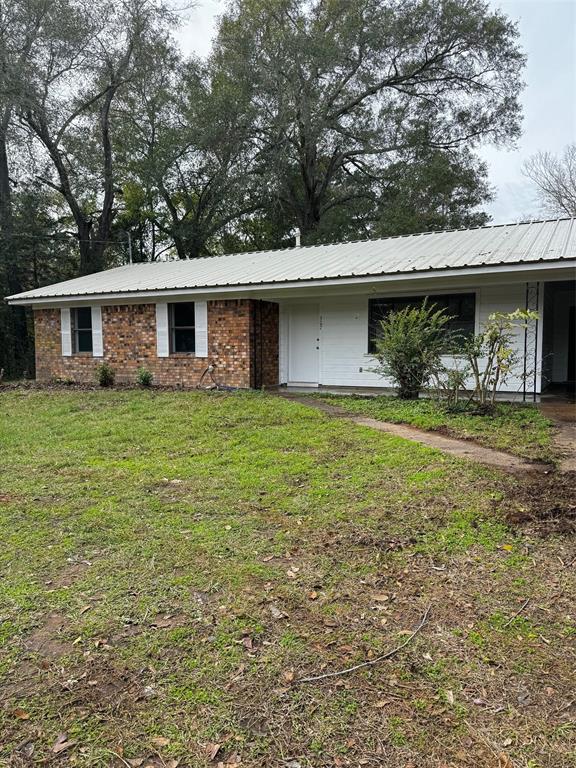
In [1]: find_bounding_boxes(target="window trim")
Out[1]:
[367,291,478,355]
[169,301,196,355]
[71,307,93,354]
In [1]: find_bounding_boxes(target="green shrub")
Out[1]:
[136,367,153,387]
[95,362,115,387]
[54,376,76,386]
[371,299,455,399]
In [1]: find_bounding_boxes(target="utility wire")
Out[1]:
[0,231,131,246]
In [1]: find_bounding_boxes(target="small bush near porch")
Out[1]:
[316,394,556,463]
[0,390,574,768]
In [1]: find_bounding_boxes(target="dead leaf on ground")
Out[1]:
[269,605,285,619]
[241,636,254,651]
[152,617,174,629]
[51,733,76,754]
[150,736,170,748]
[218,754,241,766]
[205,743,222,761]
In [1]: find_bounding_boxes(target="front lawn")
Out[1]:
[315,394,556,462]
[0,389,574,767]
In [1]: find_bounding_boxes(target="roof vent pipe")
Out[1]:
[295,228,301,247]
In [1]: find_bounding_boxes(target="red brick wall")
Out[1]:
[34,299,279,388]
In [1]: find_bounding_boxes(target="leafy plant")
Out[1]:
[430,362,471,408]
[463,309,538,410]
[96,362,115,388]
[136,367,153,387]
[371,300,455,399]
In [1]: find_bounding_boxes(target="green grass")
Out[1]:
[315,394,556,462]
[0,389,573,768]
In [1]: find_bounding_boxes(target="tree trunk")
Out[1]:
[0,122,12,232]
[0,123,31,377]
[76,219,103,275]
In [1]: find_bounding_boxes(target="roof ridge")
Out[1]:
[121,216,575,265]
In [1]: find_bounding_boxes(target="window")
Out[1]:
[72,307,93,353]
[368,293,476,353]
[169,302,195,353]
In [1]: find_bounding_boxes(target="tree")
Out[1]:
[0,183,77,375]
[212,0,525,243]
[375,149,492,237]
[17,0,177,274]
[0,0,62,376]
[523,144,576,218]
[115,41,263,260]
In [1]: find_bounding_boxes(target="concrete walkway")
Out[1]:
[278,393,553,474]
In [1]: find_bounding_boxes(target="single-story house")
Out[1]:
[6,218,576,398]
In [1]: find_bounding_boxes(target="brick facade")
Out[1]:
[34,299,279,388]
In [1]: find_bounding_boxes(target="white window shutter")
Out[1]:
[156,303,169,357]
[195,301,208,357]
[91,306,103,357]
[61,308,72,356]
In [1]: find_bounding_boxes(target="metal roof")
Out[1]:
[7,218,576,303]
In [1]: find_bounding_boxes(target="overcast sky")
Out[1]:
[175,0,576,226]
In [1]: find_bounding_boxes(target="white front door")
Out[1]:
[288,304,320,385]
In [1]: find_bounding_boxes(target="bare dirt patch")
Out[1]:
[23,613,70,659]
[47,560,91,589]
[506,470,576,536]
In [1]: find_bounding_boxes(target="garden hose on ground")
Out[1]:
[196,363,237,391]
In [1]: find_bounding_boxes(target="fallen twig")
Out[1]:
[106,750,132,768]
[296,604,432,684]
[503,598,530,628]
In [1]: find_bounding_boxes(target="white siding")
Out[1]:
[280,283,539,393]
[477,283,539,393]
[319,298,382,387]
